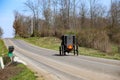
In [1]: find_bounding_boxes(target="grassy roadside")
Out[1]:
[0,39,8,56]
[9,64,36,80]
[17,37,120,60]
[0,39,36,80]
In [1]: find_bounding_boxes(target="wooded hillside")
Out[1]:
[13,0,120,53]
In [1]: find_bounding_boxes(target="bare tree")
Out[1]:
[73,0,76,28]
[13,11,31,38]
[89,0,107,27]
[0,27,3,38]
[79,0,87,28]
[24,0,41,36]
[59,0,70,29]
[52,0,58,28]
[110,0,120,27]
[13,11,20,36]
[95,4,106,27]
[71,0,77,29]
[107,0,120,44]
[89,0,99,27]
[42,0,51,27]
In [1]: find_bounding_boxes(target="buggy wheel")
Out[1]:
[74,45,78,56]
[62,45,65,56]
[76,45,79,56]
[74,46,76,55]
[76,50,78,56]
[74,51,76,55]
[59,46,62,56]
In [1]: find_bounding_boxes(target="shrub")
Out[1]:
[77,28,111,53]
[107,26,120,44]
[54,28,65,38]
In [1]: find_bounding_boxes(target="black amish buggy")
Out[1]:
[59,35,78,56]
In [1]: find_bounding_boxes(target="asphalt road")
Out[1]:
[4,39,120,80]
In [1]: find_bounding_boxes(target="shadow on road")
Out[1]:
[53,54,75,56]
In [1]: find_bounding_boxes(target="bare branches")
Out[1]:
[110,0,120,27]
[79,0,87,28]
[24,0,41,36]
[13,11,31,38]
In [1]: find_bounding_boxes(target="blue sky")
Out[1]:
[0,0,111,38]
[0,0,26,38]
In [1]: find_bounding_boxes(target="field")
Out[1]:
[18,37,120,60]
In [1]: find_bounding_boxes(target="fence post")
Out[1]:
[0,57,4,69]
